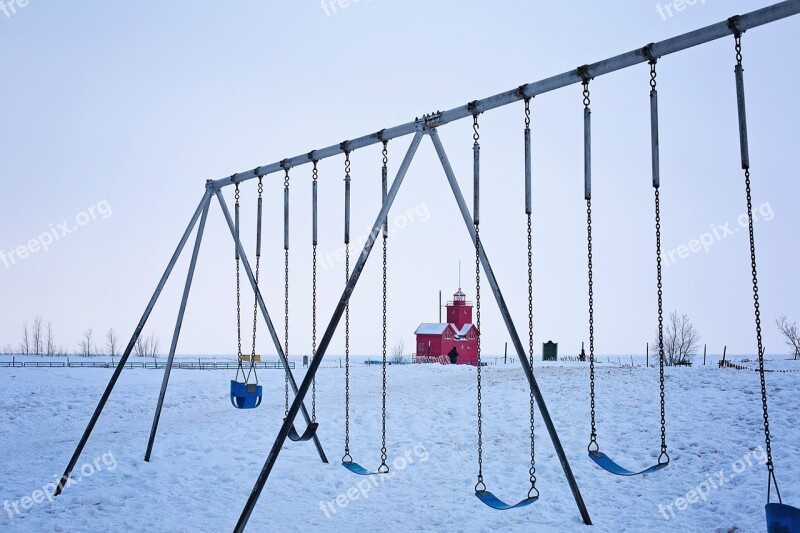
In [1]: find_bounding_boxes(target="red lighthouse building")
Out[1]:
[414,289,479,365]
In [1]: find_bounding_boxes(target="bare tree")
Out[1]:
[31,316,44,355]
[652,311,700,366]
[46,321,56,356]
[391,338,407,365]
[1,343,14,355]
[147,332,160,358]
[106,328,119,357]
[19,321,30,355]
[776,315,800,360]
[78,328,95,357]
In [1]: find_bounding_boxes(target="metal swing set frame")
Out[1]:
[52,2,799,531]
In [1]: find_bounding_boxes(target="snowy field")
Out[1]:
[1,359,799,532]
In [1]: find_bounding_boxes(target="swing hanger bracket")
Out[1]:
[727,15,745,37]
[467,100,482,116]
[516,84,534,100]
[422,111,444,129]
[642,43,659,64]
[339,140,351,154]
[307,150,317,162]
[577,64,593,84]
[376,128,388,142]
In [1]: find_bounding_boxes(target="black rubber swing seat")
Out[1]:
[287,422,319,442]
[475,490,538,510]
[766,502,800,532]
[588,451,668,476]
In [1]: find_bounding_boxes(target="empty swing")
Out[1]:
[340,145,391,476]
[281,165,318,442]
[726,26,800,532]
[230,180,263,409]
[472,110,539,510]
[582,64,669,476]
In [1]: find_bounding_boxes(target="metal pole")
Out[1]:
[233,129,424,533]
[144,192,212,462]
[214,189,328,464]
[212,1,799,190]
[55,189,212,496]
[429,129,592,526]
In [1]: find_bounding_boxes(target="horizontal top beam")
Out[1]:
[211,0,799,190]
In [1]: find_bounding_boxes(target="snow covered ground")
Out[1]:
[1,358,798,532]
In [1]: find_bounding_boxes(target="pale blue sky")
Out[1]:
[1,1,797,357]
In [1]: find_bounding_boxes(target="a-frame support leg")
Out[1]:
[144,187,213,461]
[55,189,213,495]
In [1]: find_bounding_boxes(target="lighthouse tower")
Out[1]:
[446,289,472,330]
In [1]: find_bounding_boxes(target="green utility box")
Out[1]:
[543,341,558,362]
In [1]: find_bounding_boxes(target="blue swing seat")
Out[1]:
[230,380,262,409]
[766,503,800,533]
[475,490,538,510]
[589,451,668,476]
[341,461,389,476]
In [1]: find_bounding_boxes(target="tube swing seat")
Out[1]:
[475,488,538,510]
[230,380,262,409]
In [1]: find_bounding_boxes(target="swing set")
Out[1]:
[53,3,800,531]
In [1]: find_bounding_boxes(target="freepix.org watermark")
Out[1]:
[658,446,767,520]
[319,443,429,517]
[656,0,706,21]
[0,199,112,269]
[0,0,30,19]
[321,0,374,17]
[661,201,774,268]
[3,451,117,519]
[319,202,430,271]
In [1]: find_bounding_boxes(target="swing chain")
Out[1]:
[527,213,538,497]
[284,169,290,416]
[524,99,538,498]
[379,141,390,474]
[583,80,598,454]
[650,60,657,91]
[235,184,243,378]
[733,35,777,501]
[473,114,485,493]
[475,224,485,493]
[312,162,318,422]
[250,177,263,384]
[343,151,352,464]
[655,188,669,465]
[582,80,591,108]
[735,35,743,66]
